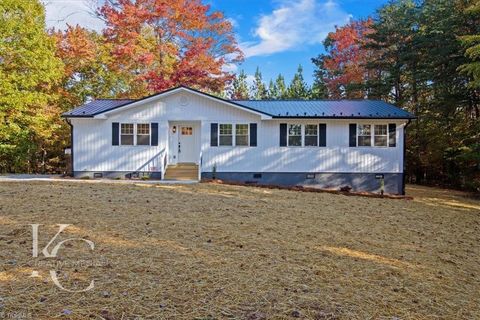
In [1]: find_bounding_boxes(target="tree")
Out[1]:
[312,19,374,99]
[98,0,243,97]
[274,74,288,99]
[53,25,128,108]
[0,0,64,172]
[230,70,249,100]
[458,1,480,91]
[266,80,276,99]
[250,67,267,99]
[286,65,310,99]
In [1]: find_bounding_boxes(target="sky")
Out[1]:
[43,0,388,85]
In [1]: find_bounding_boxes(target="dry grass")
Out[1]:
[0,181,479,319]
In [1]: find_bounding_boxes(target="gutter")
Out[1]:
[65,118,74,177]
[402,119,412,195]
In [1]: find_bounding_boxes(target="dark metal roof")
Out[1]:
[233,100,415,119]
[62,99,134,117]
[62,86,415,119]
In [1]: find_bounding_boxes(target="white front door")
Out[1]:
[178,126,196,163]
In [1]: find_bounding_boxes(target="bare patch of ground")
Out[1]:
[0,182,479,319]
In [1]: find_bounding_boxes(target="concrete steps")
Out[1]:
[164,163,198,181]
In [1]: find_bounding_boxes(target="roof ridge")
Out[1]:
[232,99,387,102]
[95,98,135,101]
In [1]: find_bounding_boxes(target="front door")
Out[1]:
[178,126,196,163]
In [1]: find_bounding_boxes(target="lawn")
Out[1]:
[0,181,479,319]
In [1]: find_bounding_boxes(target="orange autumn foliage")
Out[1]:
[98,0,243,96]
[322,19,375,98]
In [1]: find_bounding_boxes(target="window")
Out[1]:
[235,124,249,146]
[288,124,302,146]
[136,123,150,145]
[305,124,318,146]
[181,127,193,135]
[374,124,388,147]
[219,124,233,146]
[357,124,371,147]
[121,123,134,145]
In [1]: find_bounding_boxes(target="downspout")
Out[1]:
[65,118,74,177]
[402,119,412,195]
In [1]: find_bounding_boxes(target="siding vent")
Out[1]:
[93,173,103,178]
[253,173,262,179]
[306,173,315,179]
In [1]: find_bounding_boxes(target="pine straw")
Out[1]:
[0,181,479,319]
[202,179,414,200]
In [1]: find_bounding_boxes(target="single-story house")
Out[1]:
[62,86,415,194]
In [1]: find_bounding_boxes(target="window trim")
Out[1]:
[119,122,152,147]
[304,124,319,147]
[218,123,233,147]
[285,124,320,147]
[356,123,392,148]
[136,123,151,146]
[217,123,251,147]
[235,123,250,147]
[287,124,303,147]
[120,123,135,146]
[373,124,388,147]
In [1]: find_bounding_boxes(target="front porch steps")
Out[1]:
[164,163,199,181]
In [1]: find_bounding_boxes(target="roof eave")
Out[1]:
[270,116,416,120]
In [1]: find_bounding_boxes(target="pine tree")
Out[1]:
[250,67,267,100]
[275,74,288,99]
[458,1,480,90]
[266,80,277,99]
[230,70,249,100]
[286,65,310,99]
[311,78,329,99]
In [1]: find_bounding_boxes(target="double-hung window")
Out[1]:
[288,124,302,146]
[136,123,150,145]
[304,124,318,146]
[219,124,233,146]
[235,124,249,146]
[357,124,371,147]
[121,123,134,145]
[374,124,388,147]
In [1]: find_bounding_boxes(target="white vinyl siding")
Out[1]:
[71,90,406,174]
[202,119,405,174]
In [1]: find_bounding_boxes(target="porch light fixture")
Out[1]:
[172,126,177,133]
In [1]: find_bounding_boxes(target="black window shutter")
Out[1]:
[250,123,257,147]
[279,123,287,146]
[349,123,357,147]
[112,122,119,146]
[151,123,158,146]
[388,123,396,147]
[210,123,218,147]
[319,123,327,147]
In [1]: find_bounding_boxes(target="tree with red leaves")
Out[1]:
[98,0,243,97]
[312,19,375,99]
